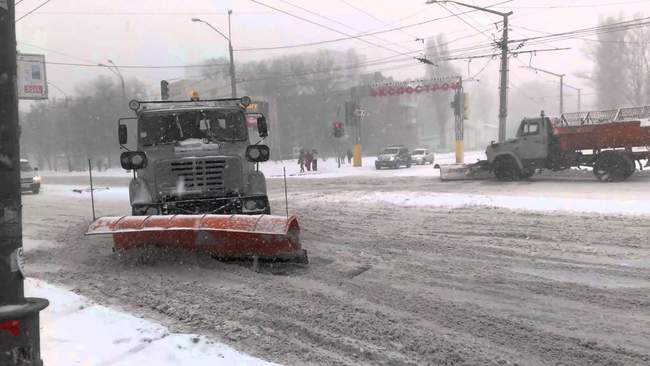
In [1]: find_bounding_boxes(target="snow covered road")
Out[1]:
[21,170,650,365]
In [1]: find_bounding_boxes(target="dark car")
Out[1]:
[375,146,412,169]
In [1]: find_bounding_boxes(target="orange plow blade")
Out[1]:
[86,214,307,262]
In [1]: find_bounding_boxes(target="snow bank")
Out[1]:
[326,191,650,216]
[25,278,279,366]
[40,151,487,181]
[261,150,486,179]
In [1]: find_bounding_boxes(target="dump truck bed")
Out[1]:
[553,120,650,151]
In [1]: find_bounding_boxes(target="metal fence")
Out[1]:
[560,105,650,126]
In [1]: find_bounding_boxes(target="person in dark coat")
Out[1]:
[311,149,318,171]
[347,149,353,164]
[304,150,313,171]
[298,149,305,173]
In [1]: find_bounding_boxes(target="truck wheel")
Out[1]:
[593,151,628,182]
[493,156,521,181]
[31,186,40,194]
[623,154,636,178]
[521,168,535,179]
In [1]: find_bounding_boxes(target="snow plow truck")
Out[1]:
[86,95,307,263]
[441,107,650,182]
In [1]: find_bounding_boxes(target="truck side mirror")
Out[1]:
[118,124,128,145]
[257,116,268,138]
[245,145,270,163]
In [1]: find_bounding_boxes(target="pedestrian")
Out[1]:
[298,149,305,173]
[304,149,313,171]
[311,149,318,171]
[347,148,353,164]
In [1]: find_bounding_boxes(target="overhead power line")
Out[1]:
[15,0,54,22]
[237,0,513,51]
[275,0,419,54]
[249,0,425,63]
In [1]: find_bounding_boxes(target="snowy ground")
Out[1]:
[20,168,650,366]
[25,277,278,366]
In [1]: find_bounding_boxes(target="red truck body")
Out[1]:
[553,120,650,152]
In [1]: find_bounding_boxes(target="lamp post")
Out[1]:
[520,65,565,115]
[426,0,512,141]
[192,12,237,98]
[564,83,582,112]
[99,60,126,106]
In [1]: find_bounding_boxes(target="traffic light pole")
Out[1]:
[454,77,464,164]
[0,1,49,365]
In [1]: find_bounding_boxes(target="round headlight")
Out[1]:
[256,199,266,209]
[131,154,144,166]
[244,200,257,210]
[248,147,261,160]
[129,99,140,111]
[240,96,252,107]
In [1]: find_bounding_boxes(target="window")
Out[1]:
[139,110,247,146]
[524,121,540,135]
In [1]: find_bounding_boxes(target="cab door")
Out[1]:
[515,119,548,161]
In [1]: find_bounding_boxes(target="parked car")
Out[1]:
[20,159,41,194]
[375,146,411,169]
[411,148,435,165]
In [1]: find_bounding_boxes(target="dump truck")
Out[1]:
[441,109,650,182]
[86,95,307,263]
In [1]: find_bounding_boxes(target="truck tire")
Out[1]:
[593,151,628,182]
[493,155,521,181]
[623,154,636,178]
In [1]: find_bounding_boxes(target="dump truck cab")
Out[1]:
[118,96,271,216]
[486,113,554,179]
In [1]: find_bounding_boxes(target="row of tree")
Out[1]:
[591,15,650,109]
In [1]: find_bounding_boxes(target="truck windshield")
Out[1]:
[139,110,246,146]
[382,148,400,154]
[413,150,425,155]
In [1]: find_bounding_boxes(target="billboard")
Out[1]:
[17,53,48,100]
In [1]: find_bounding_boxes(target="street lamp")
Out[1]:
[99,60,126,105]
[564,83,582,112]
[426,0,512,142]
[520,66,565,115]
[192,11,237,98]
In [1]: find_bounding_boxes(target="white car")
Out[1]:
[20,159,42,194]
[411,148,434,165]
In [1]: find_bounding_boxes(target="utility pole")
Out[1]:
[192,14,237,98]
[426,1,512,141]
[228,10,237,98]
[0,1,49,365]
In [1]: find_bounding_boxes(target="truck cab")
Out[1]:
[118,96,271,216]
[486,114,554,180]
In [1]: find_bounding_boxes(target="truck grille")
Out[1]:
[20,178,33,184]
[169,158,227,194]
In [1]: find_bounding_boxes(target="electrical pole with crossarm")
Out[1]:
[0,1,49,365]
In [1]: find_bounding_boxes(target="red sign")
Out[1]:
[246,115,258,127]
[370,81,460,97]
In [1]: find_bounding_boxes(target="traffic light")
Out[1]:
[462,92,469,120]
[450,93,461,117]
[333,121,344,138]
[160,80,169,100]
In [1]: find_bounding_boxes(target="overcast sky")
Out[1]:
[15,0,650,110]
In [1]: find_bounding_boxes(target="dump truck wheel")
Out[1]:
[521,168,535,179]
[593,151,628,182]
[493,156,521,181]
[623,154,636,178]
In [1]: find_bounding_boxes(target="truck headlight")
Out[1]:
[244,200,257,211]
[389,156,395,161]
[32,176,42,183]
